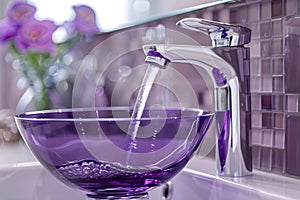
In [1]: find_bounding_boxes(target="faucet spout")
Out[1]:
[145,50,170,68]
[143,44,252,177]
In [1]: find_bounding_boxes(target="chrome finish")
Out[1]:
[176,18,251,47]
[215,86,230,111]
[145,50,170,69]
[143,18,252,177]
[162,181,173,200]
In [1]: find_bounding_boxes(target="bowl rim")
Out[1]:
[14,106,213,122]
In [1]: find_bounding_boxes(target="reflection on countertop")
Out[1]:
[187,157,300,200]
[0,142,299,199]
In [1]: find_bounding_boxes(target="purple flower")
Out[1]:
[71,5,99,35]
[14,18,58,55]
[0,18,18,43]
[6,1,36,25]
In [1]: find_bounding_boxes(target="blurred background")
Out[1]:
[1,0,300,177]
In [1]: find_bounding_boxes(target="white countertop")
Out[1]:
[1,141,300,200]
[0,140,36,166]
[187,156,300,200]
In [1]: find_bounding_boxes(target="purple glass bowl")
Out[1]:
[15,107,213,199]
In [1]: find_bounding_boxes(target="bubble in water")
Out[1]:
[58,160,164,181]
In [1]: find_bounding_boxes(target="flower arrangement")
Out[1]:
[0,1,99,110]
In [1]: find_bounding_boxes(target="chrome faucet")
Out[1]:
[143,18,252,177]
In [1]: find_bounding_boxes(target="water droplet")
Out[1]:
[156,24,166,41]
[119,65,132,77]
[56,80,69,93]
[17,77,27,90]
[108,69,120,82]
[95,86,104,96]
[49,65,59,76]
[5,53,13,63]
[12,59,21,70]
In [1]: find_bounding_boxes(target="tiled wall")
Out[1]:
[227,0,300,176]
[169,0,300,176]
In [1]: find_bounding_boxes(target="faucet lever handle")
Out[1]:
[176,18,251,47]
